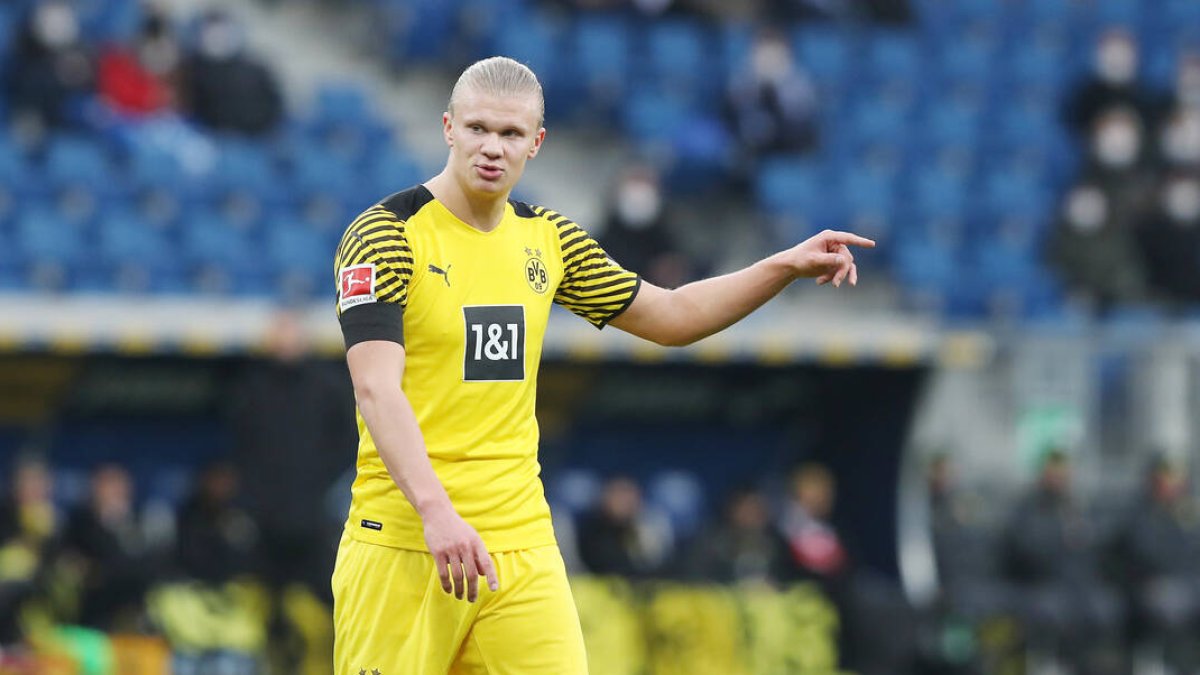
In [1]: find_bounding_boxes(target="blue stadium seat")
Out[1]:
[15,205,91,290]
[97,211,173,268]
[910,165,970,220]
[210,140,279,195]
[793,26,854,84]
[865,30,922,86]
[571,14,632,109]
[646,470,706,540]
[621,89,693,143]
[934,37,996,88]
[754,158,825,216]
[264,217,330,295]
[546,468,602,517]
[493,12,564,110]
[364,149,426,204]
[916,99,982,154]
[840,164,896,220]
[645,20,710,97]
[180,211,262,294]
[44,136,120,198]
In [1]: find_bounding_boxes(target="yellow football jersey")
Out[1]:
[334,186,640,552]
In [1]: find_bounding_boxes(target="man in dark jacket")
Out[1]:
[1115,457,1200,672]
[1002,450,1124,674]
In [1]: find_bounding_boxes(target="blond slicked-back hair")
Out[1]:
[448,56,545,127]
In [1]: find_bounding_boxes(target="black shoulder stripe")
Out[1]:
[509,200,538,218]
[378,185,435,221]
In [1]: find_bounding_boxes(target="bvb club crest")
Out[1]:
[524,247,548,294]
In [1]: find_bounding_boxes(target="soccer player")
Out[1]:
[332,56,874,675]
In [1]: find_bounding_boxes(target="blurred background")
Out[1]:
[2,0,1200,673]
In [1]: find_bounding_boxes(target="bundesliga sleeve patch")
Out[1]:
[339,264,377,311]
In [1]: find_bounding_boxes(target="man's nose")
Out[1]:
[481,133,502,158]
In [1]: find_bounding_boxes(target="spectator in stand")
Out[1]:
[1171,52,1200,113]
[4,0,94,133]
[778,463,848,586]
[724,30,819,164]
[685,486,796,586]
[182,9,283,136]
[928,454,1007,619]
[97,4,181,117]
[767,0,912,23]
[600,164,693,289]
[1113,456,1200,674]
[62,464,159,632]
[229,310,354,597]
[1158,106,1200,170]
[229,309,353,674]
[1064,29,1162,138]
[174,461,258,584]
[576,476,674,578]
[0,456,58,646]
[1138,172,1200,303]
[1001,450,1124,674]
[1050,108,1157,309]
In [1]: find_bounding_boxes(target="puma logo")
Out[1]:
[428,263,451,287]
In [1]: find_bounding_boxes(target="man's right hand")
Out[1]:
[421,503,499,602]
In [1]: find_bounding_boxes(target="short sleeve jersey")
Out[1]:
[334,186,641,552]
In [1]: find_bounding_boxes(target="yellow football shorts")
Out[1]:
[332,532,588,675]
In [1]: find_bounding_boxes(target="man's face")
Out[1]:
[443,89,545,199]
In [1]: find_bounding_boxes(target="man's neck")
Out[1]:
[425,172,508,233]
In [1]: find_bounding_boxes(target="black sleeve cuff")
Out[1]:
[340,303,404,349]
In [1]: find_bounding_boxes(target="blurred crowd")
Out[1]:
[0,314,354,674]
[1052,29,1200,311]
[5,0,283,144]
[546,0,912,24]
[930,451,1200,675]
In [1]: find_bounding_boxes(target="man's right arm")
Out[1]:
[346,340,498,601]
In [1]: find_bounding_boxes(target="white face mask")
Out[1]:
[1178,61,1200,107]
[752,42,792,83]
[1066,186,1107,232]
[1161,110,1200,165]
[199,21,241,60]
[1097,38,1137,85]
[1095,119,1141,168]
[1165,180,1200,223]
[616,180,662,230]
[33,4,79,49]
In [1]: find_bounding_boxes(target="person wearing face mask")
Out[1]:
[97,5,181,117]
[1050,108,1156,309]
[724,30,818,163]
[4,0,95,132]
[600,164,694,289]
[1064,29,1162,139]
[1137,173,1200,302]
[1158,106,1200,169]
[181,9,283,136]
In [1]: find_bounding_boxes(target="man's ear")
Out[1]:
[528,128,546,159]
[442,111,454,147]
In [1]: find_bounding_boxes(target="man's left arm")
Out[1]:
[609,229,875,347]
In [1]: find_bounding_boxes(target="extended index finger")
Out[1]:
[824,231,876,248]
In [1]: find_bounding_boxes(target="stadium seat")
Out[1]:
[16,206,85,266]
[754,158,825,216]
[546,468,603,517]
[573,14,633,105]
[645,20,711,98]
[44,136,122,200]
[180,211,263,294]
[793,26,854,84]
[646,470,706,539]
[263,217,331,295]
[865,29,922,86]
